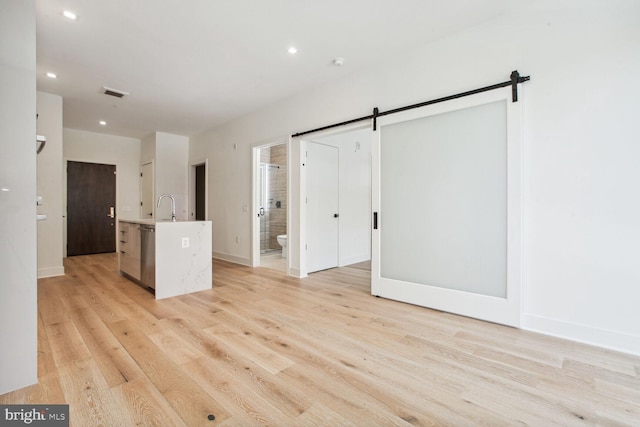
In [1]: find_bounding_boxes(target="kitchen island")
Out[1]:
[118,219,212,299]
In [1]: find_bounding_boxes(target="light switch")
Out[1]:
[181,237,190,248]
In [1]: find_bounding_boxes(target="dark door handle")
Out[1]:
[334,213,339,218]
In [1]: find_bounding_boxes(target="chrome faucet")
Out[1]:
[157,194,176,222]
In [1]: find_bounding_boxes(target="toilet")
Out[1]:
[276,235,287,258]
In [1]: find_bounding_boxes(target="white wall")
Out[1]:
[0,0,38,395]
[141,133,156,165]
[191,134,250,263]
[155,132,189,220]
[191,0,640,355]
[64,129,141,248]
[36,92,64,278]
[141,132,189,221]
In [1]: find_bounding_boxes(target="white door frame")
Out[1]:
[251,139,289,269]
[140,161,154,219]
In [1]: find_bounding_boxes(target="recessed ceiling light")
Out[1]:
[288,47,298,55]
[63,10,77,20]
[1,188,10,192]
[46,72,57,79]
[99,121,106,126]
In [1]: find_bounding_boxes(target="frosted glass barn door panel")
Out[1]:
[371,87,522,327]
[382,101,506,296]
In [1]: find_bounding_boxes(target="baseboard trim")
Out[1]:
[522,314,640,356]
[212,252,251,267]
[289,267,306,278]
[37,266,65,279]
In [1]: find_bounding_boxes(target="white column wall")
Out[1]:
[190,0,640,354]
[36,92,64,278]
[155,132,189,221]
[0,0,38,394]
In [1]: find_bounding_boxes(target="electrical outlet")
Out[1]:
[182,237,190,248]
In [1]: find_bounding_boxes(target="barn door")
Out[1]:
[371,87,522,326]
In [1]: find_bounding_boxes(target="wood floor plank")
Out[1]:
[259,310,506,425]
[44,320,92,369]
[181,356,297,426]
[594,377,640,405]
[107,319,231,425]
[72,277,130,325]
[111,378,188,427]
[67,306,146,387]
[37,310,58,379]
[77,273,164,336]
[147,327,206,365]
[164,317,312,420]
[37,276,74,326]
[2,253,640,426]
[294,402,358,427]
[205,325,293,374]
[0,374,65,406]
[57,357,134,427]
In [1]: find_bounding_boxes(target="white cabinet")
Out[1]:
[118,221,141,280]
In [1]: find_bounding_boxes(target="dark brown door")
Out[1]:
[67,161,116,256]
[195,164,206,220]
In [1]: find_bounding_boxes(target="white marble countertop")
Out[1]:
[118,218,202,225]
[118,218,212,300]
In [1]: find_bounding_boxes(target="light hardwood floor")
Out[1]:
[1,253,639,426]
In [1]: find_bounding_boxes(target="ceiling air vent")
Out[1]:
[102,86,129,98]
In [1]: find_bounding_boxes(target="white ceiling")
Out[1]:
[36,0,527,139]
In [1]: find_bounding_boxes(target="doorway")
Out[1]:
[195,164,205,220]
[252,142,288,272]
[66,161,116,256]
[296,126,372,277]
[140,161,154,219]
[189,159,208,221]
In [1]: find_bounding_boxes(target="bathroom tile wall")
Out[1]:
[268,144,287,250]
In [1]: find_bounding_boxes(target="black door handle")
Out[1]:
[334,213,339,218]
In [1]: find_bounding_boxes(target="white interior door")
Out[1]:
[372,87,522,327]
[140,161,154,219]
[307,141,339,273]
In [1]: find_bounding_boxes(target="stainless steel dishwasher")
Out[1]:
[139,225,156,289]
